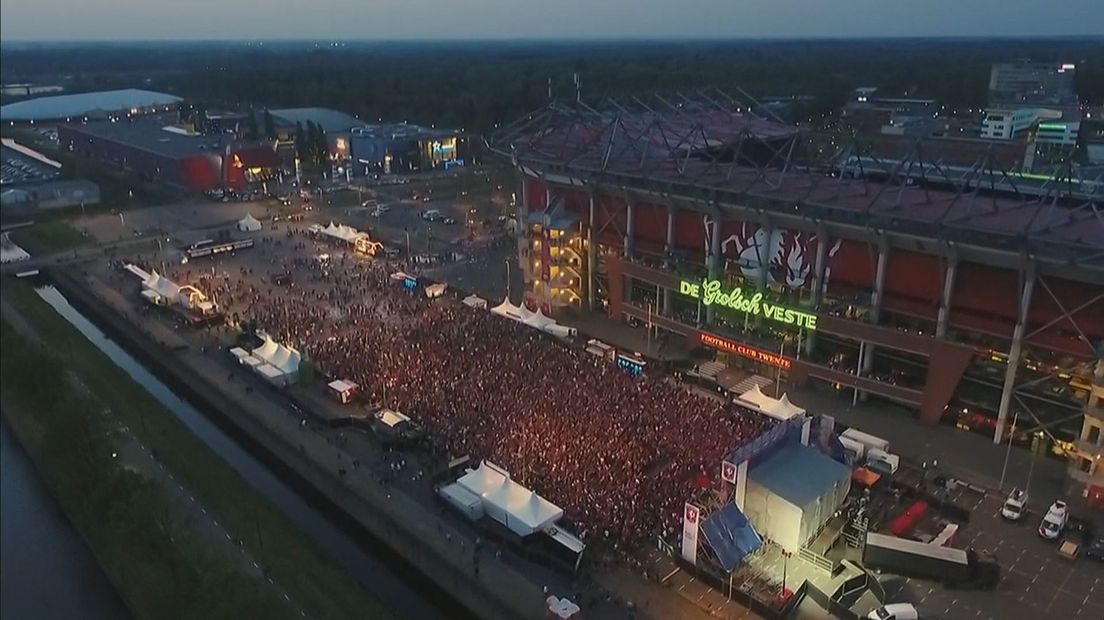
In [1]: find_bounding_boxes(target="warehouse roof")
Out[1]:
[268,108,362,133]
[60,120,228,159]
[749,442,849,509]
[1,89,181,122]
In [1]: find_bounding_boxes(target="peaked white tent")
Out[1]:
[320,221,368,244]
[251,336,302,383]
[737,384,807,421]
[142,270,181,302]
[490,297,522,320]
[462,294,488,310]
[455,461,563,537]
[237,213,262,232]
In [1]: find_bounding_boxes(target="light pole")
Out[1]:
[1026,431,1042,495]
[505,258,511,301]
[998,409,1020,489]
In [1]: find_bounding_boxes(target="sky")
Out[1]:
[1,0,1102,41]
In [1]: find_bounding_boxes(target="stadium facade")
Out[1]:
[492,97,1104,489]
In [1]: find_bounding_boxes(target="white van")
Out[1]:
[839,435,866,464]
[841,428,891,454]
[867,448,900,475]
[868,603,918,620]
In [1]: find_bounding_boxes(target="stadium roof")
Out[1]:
[61,120,228,159]
[268,108,363,133]
[1,89,181,122]
[748,442,849,509]
[491,97,1104,270]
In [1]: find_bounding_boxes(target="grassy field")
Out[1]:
[10,219,88,254]
[1,280,395,620]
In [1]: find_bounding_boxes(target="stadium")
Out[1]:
[490,94,1104,463]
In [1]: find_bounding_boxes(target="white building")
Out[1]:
[980,108,1040,140]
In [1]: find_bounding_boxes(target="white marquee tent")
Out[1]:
[237,213,262,232]
[251,336,302,383]
[491,299,576,339]
[736,384,806,421]
[455,461,563,537]
[462,294,488,309]
[320,222,368,244]
[490,297,522,320]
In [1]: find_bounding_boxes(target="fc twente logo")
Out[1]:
[703,216,840,290]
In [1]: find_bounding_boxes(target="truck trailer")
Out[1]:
[863,532,999,589]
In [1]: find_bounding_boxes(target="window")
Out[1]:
[1080,457,1093,473]
[1088,424,1101,445]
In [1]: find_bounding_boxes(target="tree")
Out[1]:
[315,127,329,169]
[305,122,319,170]
[246,106,259,140]
[263,109,275,140]
[294,122,305,163]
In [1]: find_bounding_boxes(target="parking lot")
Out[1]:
[865,474,1104,620]
[1,145,61,186]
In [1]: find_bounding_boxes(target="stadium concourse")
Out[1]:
[158,235,773,547]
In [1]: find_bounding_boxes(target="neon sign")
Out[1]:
[679,279,817,330]
[699,333,791,369]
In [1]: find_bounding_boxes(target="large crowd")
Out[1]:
[172,239,772,546]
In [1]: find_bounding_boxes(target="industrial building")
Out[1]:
[1,89,181,125]
[492,96,1104,473]
[988,61,1077,109]
[349,123,468,174]
[57,119,282,192]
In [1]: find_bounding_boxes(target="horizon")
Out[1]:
[2,0,1101,42]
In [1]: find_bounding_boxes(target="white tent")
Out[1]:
[523,308,556,330]
[237,213,262,232]
[321,221,368,244]
[425,282,448,299]
[255,363,288,386]
[142,270,181,302]
[541,323,577,339]
[252,337,301,382]
[737,384,806,421]
[490,297,522,320]
[456,461,563,537]
[462,294,488,310]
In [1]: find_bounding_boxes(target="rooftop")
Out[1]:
[60,119,229,159]
[268,108,363,133]
[748,442,850,508]
[1,89,181,122]
[492,97,1104,269]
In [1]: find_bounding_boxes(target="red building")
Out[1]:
[58,118,282,192]
[493,99,1104,445]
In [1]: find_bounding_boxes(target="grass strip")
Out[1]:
[3,280,395,620]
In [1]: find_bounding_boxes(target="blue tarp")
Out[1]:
[700,503,763,572]
[748,442,851,509]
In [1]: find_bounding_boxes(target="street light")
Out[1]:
[505,258,511,301]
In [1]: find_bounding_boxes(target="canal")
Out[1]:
[31,285,448,620]
[1,417,131,620]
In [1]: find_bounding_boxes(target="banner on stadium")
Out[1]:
[681,502,700,565]
[721,460,737,484]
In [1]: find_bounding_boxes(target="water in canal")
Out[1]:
[1,418,131,620]
[32,285,448,620]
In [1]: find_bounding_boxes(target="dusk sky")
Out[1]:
[1,0,1102,41]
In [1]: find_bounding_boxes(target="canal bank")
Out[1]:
[47,267,540,620]
[1,417,131,620]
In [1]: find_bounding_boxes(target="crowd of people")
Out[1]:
[170,239,772,547]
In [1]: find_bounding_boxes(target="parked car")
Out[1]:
[1038,500,1069,539]
[422,209,442,222]
[1001,488,1028,521]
